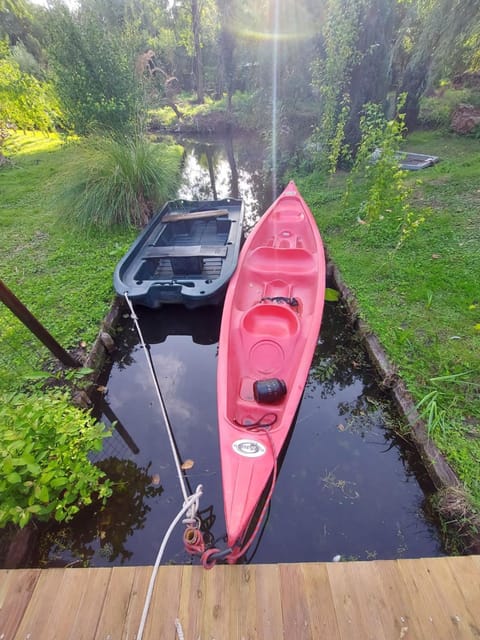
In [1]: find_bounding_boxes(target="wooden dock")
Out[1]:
[1,556,479,639]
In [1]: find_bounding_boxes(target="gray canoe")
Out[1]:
[114,197,244,309]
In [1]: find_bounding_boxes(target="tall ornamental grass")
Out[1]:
[54,135,182,229]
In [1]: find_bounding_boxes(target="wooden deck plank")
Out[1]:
[396,558,463,639]
[200,564,230,638]
[280,562,337,639]
[177,564,205,640]
[30,567,104,640]
[302,563,341,639]
[13,568,64,639]
[1,557,480,639]
[143,566,183,639]
[255,564,284,639]
[68,568,112,640]
[420,557,480,639]
[0,569,40,640]
[327,561,387,640]
[94,566,143,640]
[445,554,480,627]
[369,559,424,638]
[121,566,153,640]
[230,565,259,638]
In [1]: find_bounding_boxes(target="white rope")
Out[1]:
[136,485,203,640]
[124,294,205,638]
[175,618,185,640]
[124,293,189,504]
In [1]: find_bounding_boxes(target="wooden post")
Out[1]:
[0,279,81,368]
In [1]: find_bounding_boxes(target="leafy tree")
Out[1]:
[394,0,480,129]
[46,2,143,135]
[310,0,400,170]
[310,0,367,170]
[0,42,60,134]
[190,0,205,102]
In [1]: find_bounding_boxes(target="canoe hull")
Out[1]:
[113,198,244,309]
[217,181,326,558]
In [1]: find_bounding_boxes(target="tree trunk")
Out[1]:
[191,0,204,103]
[399,63,429,132]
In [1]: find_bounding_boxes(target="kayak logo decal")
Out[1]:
[232,439,266,458]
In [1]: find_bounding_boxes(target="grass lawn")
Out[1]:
[0,133,138,391]
[296,129,480,515]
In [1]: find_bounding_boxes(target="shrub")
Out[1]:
[344,99,425,248]
[419,88,480,130]
[53,134,182,229]
[0,390,112,528]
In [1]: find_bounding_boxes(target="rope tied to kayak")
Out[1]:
[124,293,199,520]
[123,293,277,572]
[234,412,278,429]
[200,421,278,569]
[123,293,207,637]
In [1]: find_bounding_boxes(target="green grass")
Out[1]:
[295,130,480,511]
[0,132,167,391]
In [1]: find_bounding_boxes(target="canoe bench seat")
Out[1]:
[143,244,228,275]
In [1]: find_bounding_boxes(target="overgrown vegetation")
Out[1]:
[53,135,182,229]
[0,390,112,528]
[343,99,424,248]
[45,3,142,136]
[294,129,480,512]
[0,134,135,391]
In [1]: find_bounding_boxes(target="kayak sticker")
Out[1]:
[232,439,266,458]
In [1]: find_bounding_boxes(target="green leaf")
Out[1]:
[325,287,341,302]
[27,464,42,476]
[7,472,22,484]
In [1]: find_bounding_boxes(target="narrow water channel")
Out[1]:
[35,134,444,567]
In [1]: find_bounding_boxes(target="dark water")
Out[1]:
[35,135,444,567]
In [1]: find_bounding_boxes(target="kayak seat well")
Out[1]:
[242,303,299,338]
[249,246,315,275]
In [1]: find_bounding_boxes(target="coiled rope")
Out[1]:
[137,487,203,640]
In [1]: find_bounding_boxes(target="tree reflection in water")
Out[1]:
[36,458,163,567]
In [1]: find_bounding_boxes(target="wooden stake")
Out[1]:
[0,279,81,368]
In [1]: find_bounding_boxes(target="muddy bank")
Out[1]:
[149,110,244,136]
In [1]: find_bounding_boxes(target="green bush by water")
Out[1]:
[0,390,111,528]
[53,134,182,229]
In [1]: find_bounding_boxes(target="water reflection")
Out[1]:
[36,459,163,567]
[175,135,276,230]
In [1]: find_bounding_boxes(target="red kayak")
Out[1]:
[216,181,326,563]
